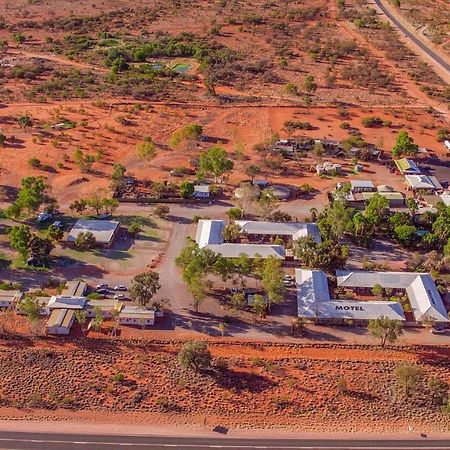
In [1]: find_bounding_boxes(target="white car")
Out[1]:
[37,212,52,222]
[114,285,127,291]
[114,294,127,300]
[96,283,109,290]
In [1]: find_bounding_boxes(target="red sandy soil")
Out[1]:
[0,101,447,206]
[0,336,448,434]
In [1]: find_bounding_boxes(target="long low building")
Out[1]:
[235,221,321,243]
[405,175,443,192]
[0,290,22,308]
[336,270,449,324]
[295,269,405,323]
[46,309,76,335]
[195,219,320,259]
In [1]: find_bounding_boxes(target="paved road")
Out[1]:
[0,433,449,450]
[373,0,450,76]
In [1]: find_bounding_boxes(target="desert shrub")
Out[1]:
[361,116,383,127]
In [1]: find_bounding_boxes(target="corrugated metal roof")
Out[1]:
[48,296,86,310]
[67,220,119,244]
[336,270,449,323]
[195,220,224,247]
[295,269,330,318]
[406,275,449,322]
[405,175,443,190]
[206,243,285,259]
[235,221,321,243]
[350,180,375,189]
[318,300,405,321]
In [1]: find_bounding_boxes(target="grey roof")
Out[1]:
[350,180,375,189]
[119,305,155,320]
[67,220,119,244]
[194,185,210,193]
[195,220,224,247]
[406,275,449,322]
[206,243,285,259]
[62,280,87,297]
[317,300,405,321]
[336,270,448,323]
[46,308,75,328]
[235,221,321,243]
[0,290,22,301]
[295,269,330,318]
[85,299,120,310]
[336,270,420,288]
[405,175,443,190]
[48,295,86,310]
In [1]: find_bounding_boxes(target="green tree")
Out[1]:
[261,256,285,311]
[111,163,127,190]
[258,189,278,220]
[222,223,241,243]
[371,283,384,299]
[245,165,261,183]
[180,181,195,199]
[47,225,63,242]
[28,235,54,265]
[227,207,243,221]
[364,193,389,230]
[230,292,246,313]
[252,294,267,319]
[285,82,299,96]
[394,224,417,247]
[19,295,41,325]
[178,341,212,371]
[392,131,418,157]
[136,141,156,160]
[73,148,95,172]
[198,146,234,182]
[17,114,32,132]
[394,363,424,397]
[368,316,403,347]
[129,271,161,308]
[9,225,32,260]
[303,74,317,94]
[74,231,96,250]
[75,310,88,326]
[102,198,119,215]
[69,199,87,214]
[128,221,141,237]
[169,124,203,149]
[15,176,49,215]
[86,195,104,215]
[91,306,104,331]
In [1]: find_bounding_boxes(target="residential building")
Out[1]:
[61,280,87,297]
[66,220,120,248]
[295,269,405,324]
[349,180,376,193]
[85,299,121,319]
[336,270,449,324]
[405,175,443,193]
[48,296,86,310]
[118,306,155,327]
[0,290,22,308]
[193,184,210,199]
[195,219,320,259]
[395,158,421,175]
[46,309,76,335]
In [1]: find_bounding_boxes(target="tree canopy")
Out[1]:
[129,271,161,308]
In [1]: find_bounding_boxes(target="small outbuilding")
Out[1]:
[395,158,421,175]
[349,180,376,193]
[193,184,210,199]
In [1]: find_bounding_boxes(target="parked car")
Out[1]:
[96,288,109,295]
[52,221,63,229]
[114,285,127,291]
[431,326,447,334]
[283,280,295,288]
[96,283,109,289]
[283,274,294,281]
[114,294,128,300]
[37,212,52,222]
[98,213,112,220]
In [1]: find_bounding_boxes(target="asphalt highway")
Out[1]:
[374,0,450,75]
[0,433,449,450]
